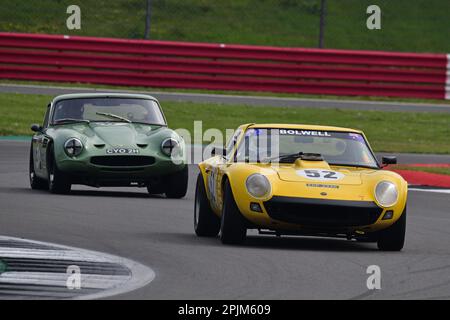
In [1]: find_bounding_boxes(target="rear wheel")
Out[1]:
[377,207,406,251]
[47,147,71,194]
[29,147,48,190]
[220,179,247,245]
[165,166,188,199]
[194,173,220,237]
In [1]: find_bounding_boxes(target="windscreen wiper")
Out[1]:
[54,118,90,124]
[96,112,131,123]
[329,163,379,170]
[264,152,324,163]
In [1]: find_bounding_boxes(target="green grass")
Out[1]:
[1,92,449,154]
[0,0,449,53]
[390,166,450,176]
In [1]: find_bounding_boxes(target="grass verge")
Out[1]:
[1,92,449,154]
[0,0,449,53]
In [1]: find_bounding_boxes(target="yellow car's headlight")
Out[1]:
[374,181,398,207]
[246,174,271,199]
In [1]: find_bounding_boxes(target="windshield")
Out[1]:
[52,98,166,125]
[235,128,379,168]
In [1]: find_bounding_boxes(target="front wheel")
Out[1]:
[377,207,406,251]
[220,179,247,245]
[165,166,188,199]
[194,173,220,237]
[47,147,71,194]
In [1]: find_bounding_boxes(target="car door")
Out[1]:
[205,128,243,214]
[33,104,51,178]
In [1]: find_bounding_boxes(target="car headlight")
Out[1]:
[246,174,271,199]
[375,181,398,207]
[161,138,180,157]
[64,138,83,157]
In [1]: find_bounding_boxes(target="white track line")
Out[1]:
[0,272,130,289]
[409,188,450,194]
[0,248,110,262]
[2,82,450,108]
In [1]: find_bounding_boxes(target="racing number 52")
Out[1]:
[304,170,338,180]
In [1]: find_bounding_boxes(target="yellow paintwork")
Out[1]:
[198,124,408,234]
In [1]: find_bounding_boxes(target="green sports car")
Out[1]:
[29,93,188,198]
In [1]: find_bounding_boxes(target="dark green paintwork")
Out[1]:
[30,93,186,187]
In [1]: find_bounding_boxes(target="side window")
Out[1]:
[225,129,243,160]
[42,105,50,128]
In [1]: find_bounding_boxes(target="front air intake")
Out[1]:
[90,156,155,167]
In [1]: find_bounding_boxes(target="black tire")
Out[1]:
[146,179,166,195]
[47,146,71,194]
[377,207,406,251]
[165,165,188,199]
[194,173,220,237]
[29,147,48,190]
[220,179,247,245]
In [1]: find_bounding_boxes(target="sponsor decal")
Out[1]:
[306,183,340,189]
[207,167,218,206]
[279,129,331,137]
[106,148,139,155]
[348,133,366,143]
[297,169,344,181]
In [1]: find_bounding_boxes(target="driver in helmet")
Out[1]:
[54,100,84,121]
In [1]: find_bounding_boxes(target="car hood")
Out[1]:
[272,159,375,185]
[48,122,172,148]
[83,122,155,146]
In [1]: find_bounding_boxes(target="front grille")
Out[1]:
[264,196,383,227]
[90,156,155,167]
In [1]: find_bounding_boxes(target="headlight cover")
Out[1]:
[161,138,180,157]
[64,138,83,157]
[246,174,271,199]
[375,181,398,207]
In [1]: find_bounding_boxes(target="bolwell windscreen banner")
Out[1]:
[0,0,449,312]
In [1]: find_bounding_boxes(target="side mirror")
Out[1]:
[382,156,397,165]
[31,124,43,133]
[211,147,226,157]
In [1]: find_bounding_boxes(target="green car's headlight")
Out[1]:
[64,138,83,157]
[374,181,398,207]
[246,174,271,199]
[161,138,180,157]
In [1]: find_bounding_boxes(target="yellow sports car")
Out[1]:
[194,123,408,251]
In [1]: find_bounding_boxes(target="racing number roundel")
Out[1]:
[296,169,344,181]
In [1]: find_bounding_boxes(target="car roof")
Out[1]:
[244,123,362,134]
[51,93,159,104]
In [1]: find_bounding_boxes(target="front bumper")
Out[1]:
[238,194,402,234]
[263,196,383,228]
[57,155,185,187]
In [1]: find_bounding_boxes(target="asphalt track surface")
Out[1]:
[1,140,450,299]
[2,83,450,113]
